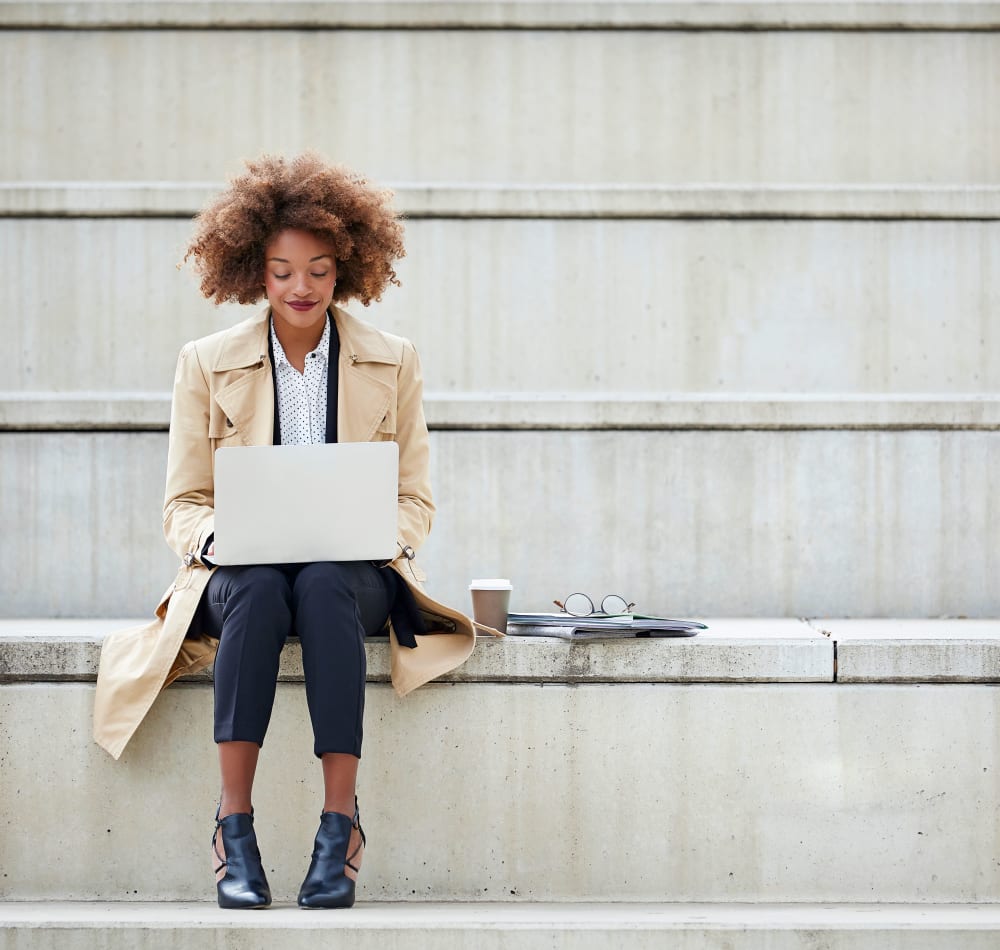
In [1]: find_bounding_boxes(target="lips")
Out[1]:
[286,300,318,312]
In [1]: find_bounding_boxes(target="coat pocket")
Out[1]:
[154,573,180,618]
[155,564,198,619]
[374,406,397,441]
[208,411,241,441]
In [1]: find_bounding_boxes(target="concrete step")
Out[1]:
[3,427,1000,617]
[824,618,1000,682]
[2,31,998,183]
[5,0,1000,30]
[2,211,999,395]
[0,617,837,684]
[10,618,1000,684]
[7,615,1000,694]
[8,182,1000,218]
[2,621,999,902]
[3,902,1000,950]
[6,393,1000,431]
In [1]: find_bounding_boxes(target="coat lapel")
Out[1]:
[211,309,275,447]
[333,306,402,442]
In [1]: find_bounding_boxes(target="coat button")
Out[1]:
[183,553,196,567]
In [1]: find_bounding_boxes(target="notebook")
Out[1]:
[212,442,398,565]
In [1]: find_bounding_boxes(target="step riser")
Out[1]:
[2,682,997,902]
[3,923,999,950]
[3,31,999,182]
[5,218,1000,395]
[3,429,1000,617]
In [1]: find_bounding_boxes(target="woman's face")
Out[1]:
[264,229,338,333]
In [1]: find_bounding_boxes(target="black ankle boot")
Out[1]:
[213,806,272,909]
[297,800,366,909]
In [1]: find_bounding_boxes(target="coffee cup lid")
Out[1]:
[469,578,513,590]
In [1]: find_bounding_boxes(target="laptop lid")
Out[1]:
[212,442,398,565]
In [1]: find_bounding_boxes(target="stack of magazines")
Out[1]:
[506,613,706,639]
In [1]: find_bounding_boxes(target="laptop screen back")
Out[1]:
[212,442,398,565]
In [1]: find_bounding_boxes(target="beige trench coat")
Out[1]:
[93,306,486,760]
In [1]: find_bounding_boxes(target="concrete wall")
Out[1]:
[5,216,1000,395]
[2,30,999,183]
[1,9,996,622]
[4,428,1000,618]
[1,5,998,944]
[2,679,998,902]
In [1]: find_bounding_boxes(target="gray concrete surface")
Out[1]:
[1,681,998,901]
[4,218,1000,395]
[6,393,1000,431]
[6,183,1000,219]
[4,429,1000,618]
[0,618,833,683]
[3,32,999,183]
[5,0,1000,29]
[3,0,996,933]
[10,619,1000,684]
[817,619,1000,682]
[3,902,1000,950]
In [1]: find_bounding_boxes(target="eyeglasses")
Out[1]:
[553,593,636,617]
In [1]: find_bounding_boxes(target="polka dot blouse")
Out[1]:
[270,315,331,445]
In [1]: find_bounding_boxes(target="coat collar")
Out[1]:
[212,309,269,371]
[334,306,401,367]
[211,305,403,445]
[213,305,401,372]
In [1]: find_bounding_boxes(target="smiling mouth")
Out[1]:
[287,301,318,311]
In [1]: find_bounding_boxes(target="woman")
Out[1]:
[93,153,485,909]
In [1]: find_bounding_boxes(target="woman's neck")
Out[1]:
[273,312,327,372]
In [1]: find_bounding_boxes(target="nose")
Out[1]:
[292,272,311,297]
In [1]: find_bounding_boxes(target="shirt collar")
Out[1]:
[270,313,331,370]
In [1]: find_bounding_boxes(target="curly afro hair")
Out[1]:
[185,153,405,307]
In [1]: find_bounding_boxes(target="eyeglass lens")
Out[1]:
[562,592,595,616]
[601,594,631,615]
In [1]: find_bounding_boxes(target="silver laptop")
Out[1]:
[212,443,398,565]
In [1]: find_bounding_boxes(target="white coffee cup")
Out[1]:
[469,578,513,634]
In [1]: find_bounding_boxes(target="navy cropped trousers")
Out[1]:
[199,561,394,758]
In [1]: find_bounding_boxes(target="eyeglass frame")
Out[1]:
[552,593,637,617]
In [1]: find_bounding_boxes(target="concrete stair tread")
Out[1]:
[4,182,1000,219]
[0,617,833,683]
[4,900,1000,929]
[5,901,1000,949]
[6,393,1000,431]
[814,618,1000,640]
[4,618,1000,683]
[4,0,1000,29]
